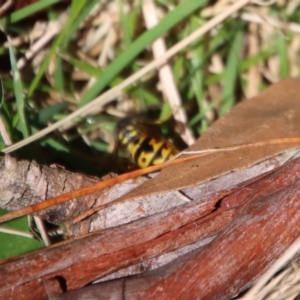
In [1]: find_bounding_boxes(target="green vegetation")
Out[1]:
[0,0,297,258]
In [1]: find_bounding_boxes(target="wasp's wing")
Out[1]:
[134,122,163,140]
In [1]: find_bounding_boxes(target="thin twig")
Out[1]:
[142,0,195,146]
[1,137,299,224]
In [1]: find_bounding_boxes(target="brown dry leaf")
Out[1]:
[78,77,300,235]
[121,77,300,198]
[1,78,300,299]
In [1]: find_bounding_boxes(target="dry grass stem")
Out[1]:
[245,22,260,98]
[17,12,69,69]
[0,0,13,16]
[142,0,195,146]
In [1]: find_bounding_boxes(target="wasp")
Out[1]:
[117,119,178,168]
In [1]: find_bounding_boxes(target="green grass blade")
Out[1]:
[28,0,87,97]
[220,26,244,115]
[118,0,133,46]
[0,209,44,260]
[0,0,61,25]
[0,77,3,108]
[64,55,102,77]
[54,56,64,93]
[8,44,29,138]
[277,34,289,78]
[38,102,68,124]
[79,0,207,106]
[61,0,99,48]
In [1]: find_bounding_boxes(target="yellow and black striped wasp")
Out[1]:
[117,119,178,169]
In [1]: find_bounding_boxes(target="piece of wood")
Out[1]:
[2,156,300,299]
[0,188,226,297]
[1,78,300,299]
[56,156,300,300]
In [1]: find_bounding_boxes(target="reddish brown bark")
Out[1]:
[1,157,300,299]
[48,157,300,299]
[119,157,300,299]
[0,189,224,296]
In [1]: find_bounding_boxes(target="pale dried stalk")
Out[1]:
[201,0,231,18]
[0,0,13,16]
[17,12,69,69]
[287,0,300,15]
[142,0,195,146]
[241,11,300,34]
[245,22,260,98]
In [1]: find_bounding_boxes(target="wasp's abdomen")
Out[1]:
[118,124,177,168]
